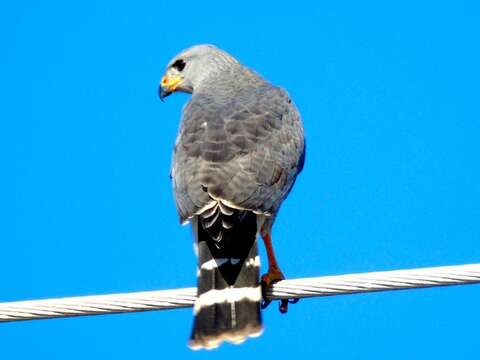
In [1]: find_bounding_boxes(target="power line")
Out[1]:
[1,263,479,323]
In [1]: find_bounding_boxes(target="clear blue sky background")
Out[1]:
[1,1,479,359]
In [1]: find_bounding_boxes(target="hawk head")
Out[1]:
[159,44,239,100]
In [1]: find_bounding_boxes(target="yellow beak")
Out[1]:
[159,75,183,100]
[161,75,182,89]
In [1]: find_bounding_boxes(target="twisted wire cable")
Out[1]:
[1,263,479,323]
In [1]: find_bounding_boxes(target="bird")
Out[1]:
[159,44,305,350]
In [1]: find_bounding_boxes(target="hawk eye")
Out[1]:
[172,59,186,72]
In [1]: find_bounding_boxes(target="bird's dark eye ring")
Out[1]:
[172,59,186,72]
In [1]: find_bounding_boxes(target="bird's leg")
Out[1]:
[260,227,298,313]
[261,230,285,285]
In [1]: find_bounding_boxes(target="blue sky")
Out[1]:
[1,1,479,359]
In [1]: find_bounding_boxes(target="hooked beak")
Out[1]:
[158,86,169,102]
[159,75,183,101]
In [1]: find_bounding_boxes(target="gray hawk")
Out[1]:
[159,44,305,350]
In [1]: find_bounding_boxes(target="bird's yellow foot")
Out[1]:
[261,268,298,313]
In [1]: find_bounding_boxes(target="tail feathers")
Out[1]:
[189,208,262,350]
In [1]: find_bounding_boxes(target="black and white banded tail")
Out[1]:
[189,202,262,350]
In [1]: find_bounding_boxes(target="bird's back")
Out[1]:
[172,82,304,223]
